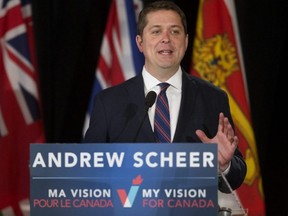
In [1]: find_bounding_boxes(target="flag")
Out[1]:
[191,0,265,215]
[83,0,144,134]
[0,0,45,215]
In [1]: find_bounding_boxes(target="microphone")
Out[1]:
[145,91,157,110]
[133,91,157,142]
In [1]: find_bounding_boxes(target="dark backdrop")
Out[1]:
[31,0,288,215]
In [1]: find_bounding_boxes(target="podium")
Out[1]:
[29,143,245,216]
[218,172,248,216]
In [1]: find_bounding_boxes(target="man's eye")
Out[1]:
[171,30,180,35]
[152,30,160,34]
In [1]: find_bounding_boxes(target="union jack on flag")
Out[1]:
[0,0,45,215]
[83,0,144,135]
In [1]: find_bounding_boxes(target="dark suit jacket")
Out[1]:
[83,71,247,192]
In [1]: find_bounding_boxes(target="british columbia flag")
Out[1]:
[0,0,45,215]
[83,0,144,135]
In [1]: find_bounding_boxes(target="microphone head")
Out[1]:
[145,91,157,108]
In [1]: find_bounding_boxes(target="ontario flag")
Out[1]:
[83,0,144,134]
[0,0,45,215]
[191,0,265,215]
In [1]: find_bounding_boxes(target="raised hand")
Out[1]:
[195,112,238,172]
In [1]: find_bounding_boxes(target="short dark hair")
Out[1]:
[137,1,188,36]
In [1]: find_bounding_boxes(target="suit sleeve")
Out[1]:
[218,91,247,192]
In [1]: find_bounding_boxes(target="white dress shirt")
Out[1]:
[142,67,182,141]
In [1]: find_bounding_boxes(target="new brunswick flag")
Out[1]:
[191,0,265,215]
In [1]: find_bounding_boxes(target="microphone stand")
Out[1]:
[133,91,156,142]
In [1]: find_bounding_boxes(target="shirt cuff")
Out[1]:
[218,162,231,176]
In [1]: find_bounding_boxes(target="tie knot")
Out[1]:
[159,82,170,92]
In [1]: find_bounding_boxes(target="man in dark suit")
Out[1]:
[83,1,246,193]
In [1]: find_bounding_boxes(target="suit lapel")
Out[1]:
[173,72,199,142]
[125,75,156,142]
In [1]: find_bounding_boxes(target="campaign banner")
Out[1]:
[30,143,218,216]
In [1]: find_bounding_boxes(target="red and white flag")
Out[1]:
[0,0,45,215]
[83,0,144,134]
[191,0,265,215]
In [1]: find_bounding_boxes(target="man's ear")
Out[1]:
[136,35,143,52]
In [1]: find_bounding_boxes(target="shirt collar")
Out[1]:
[142,67,182,93]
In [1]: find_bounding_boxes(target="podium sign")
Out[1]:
[30,143,218,216]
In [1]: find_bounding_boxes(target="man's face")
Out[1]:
[136,10,188,77]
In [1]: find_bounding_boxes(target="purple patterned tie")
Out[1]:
[154,83,171,143]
